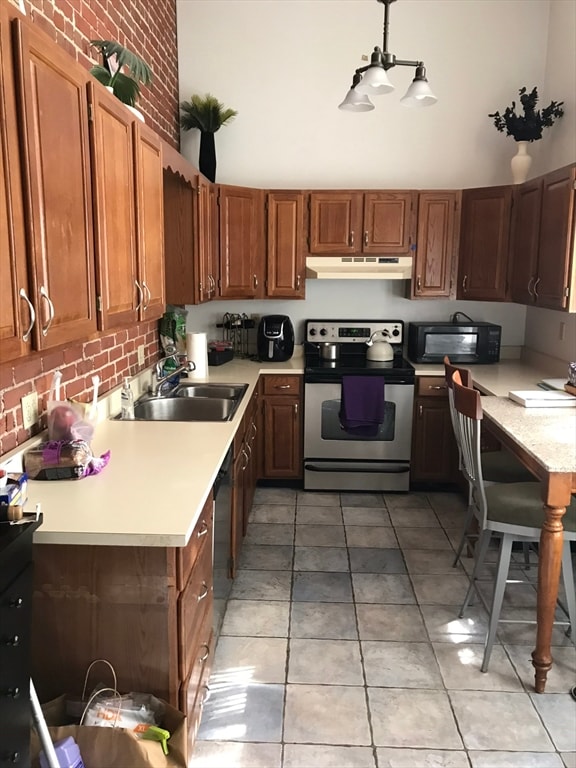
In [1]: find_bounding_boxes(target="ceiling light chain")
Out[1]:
[339,0,437,112]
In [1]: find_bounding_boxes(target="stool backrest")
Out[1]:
[452,370,488,528]
[444,356,472,469]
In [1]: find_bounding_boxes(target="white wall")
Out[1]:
[176,0,558,188]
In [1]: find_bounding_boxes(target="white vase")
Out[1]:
[104,86,145,122]
[510,141,532,184]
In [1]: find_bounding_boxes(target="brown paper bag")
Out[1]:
[30,695,187,768]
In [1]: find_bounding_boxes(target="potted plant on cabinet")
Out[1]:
[489,86,564,184]
[89,40,153,121]
[179,93,237,182]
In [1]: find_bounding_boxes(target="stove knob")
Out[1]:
[391,328,400,337]
[319,328,327,336]
[309,328,317,337]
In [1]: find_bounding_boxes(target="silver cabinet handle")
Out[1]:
[135,280,144,311]
[199,644,210,663]
[533,276,541,299]
[208,275,216,294]
[416,275,422,292]
[245,441,252,460]
[39,286,54,337]
[294,403,298,416]
[349,230,355,247]
[364,231,368,246]
[462,275,468,292]
[428,385,446,390]
[142,282,151,310]
[527,276,535,296]
[197,522,209,538]
[276,384,290,389]
[197,582,209,601]
[241,447,249,470]
[253,274,258,289]
[19,288,36,342]
[250,421,258,440]
[418,405,423,417]
[296,274,301,290]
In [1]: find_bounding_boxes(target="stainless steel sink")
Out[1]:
[131,397,237,422]
[172,383,248,400]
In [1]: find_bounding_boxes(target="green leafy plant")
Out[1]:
[179,93,238,133]
[90,40,153,107]
[489,87,564,142]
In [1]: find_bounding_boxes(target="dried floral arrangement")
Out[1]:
[489,87,564,142]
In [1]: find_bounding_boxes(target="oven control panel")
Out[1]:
[306,320,403,345]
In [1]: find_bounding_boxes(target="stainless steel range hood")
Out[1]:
[306,256,413,280]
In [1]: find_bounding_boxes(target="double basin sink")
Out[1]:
[116,383,248,422]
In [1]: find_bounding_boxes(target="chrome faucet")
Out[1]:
[152,356,196,396]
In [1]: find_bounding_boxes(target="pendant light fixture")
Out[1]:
[338,0,437,112]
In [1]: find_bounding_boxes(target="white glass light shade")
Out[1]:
[400,78,437,107]
[355,66,394,96]
[338,87,375,112]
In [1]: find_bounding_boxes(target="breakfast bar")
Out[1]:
[481,396,576,693]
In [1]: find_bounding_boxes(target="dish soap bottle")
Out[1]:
[120,377,135,420]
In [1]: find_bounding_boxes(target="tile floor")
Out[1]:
[192,488,576,768]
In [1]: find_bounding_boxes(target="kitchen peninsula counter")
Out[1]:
[4,352,568,548]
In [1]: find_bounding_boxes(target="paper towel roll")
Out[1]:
[185,332,208,379]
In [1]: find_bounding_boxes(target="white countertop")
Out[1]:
[6,351,570,548]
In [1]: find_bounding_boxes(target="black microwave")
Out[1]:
[407,322,502,364]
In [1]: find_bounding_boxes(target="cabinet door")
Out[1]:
[14,18,97,349]
[89,83,138,330]
[509,178,542,305]
[163,165,196,306]
[0,7,31,362]
[535,165,575,310]
[412,192,459,298]
[266,192,305,298]
[230,447,247,577]
[457,186,512,301]
[262,397,302,478]
[218,185,263,298]
[308,192,362,254]
[363,192,415,254]
[411,398,458,483]
[134,123,165,321]
[197,176,219,302]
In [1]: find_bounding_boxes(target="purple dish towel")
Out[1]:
[339,376,385,437]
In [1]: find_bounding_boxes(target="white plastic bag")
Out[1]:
[47,372,98,444]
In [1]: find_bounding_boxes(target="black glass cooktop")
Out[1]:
[305,346,415,383]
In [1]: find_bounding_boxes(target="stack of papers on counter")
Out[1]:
[508,390,576,407]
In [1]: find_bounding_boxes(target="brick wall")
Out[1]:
[1,0,180,457]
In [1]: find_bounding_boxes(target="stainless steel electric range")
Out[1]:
[303,319,415,492]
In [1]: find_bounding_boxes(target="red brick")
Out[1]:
[1,433,17,456]
[0,365,14,391]
[13,356,43,384]
[3,383,34,411]
[77,359,93,375]
[84,339,102,357]
[115,330,128,345]
[91,352,108,370]
[41,349,66,372]
[100,334,116,351]
[16,427,29,445]
[66,378,86,399]
[63,344,83,363]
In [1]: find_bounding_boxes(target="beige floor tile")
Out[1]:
[362,641,443,688]
[284,744,376,768]
[284,684,371,745]
[296,506,343,525]
[244,523,294,546]
[389,507,441,528]
[529,693,576,752]
[249,504,296,524]
[411,573,470,605]
[426,491,467,513]
[290,601,358,640]
[341,492,385,507]
[449,690,555,751]
[295,524,346,547]
[420,604,491,644]
[395,527,453,551]
[505,645,576,692]
[356,604,427,642]
[368,688,463,748]
[220,600,290,637]
[377,747,470,767]
[468,751,564,768]
[238,543,293,571]
[433,642,523,691]
[342,506,392,526]
[384,492,431,509]
[294,546,349,572]
[346,525,399,548]
[190,740,282,768]
[560,752,576,768]
[297,491,341,507]
[230,570,292,600]
[403,548,464,575]
[352,573,416,604]
[288,638,364,685]
[198,682,284,743]
[211,636,288,684]
[254,487,297,505]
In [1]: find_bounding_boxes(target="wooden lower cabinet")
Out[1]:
[411,377,459,484]
[31,493,215,759]
[260,375,303,479]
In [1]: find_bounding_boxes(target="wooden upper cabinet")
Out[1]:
[0,6,31,363]
[457,185,512,301]
[535,165,575,310]
[363,191,415,254]
[510,178,542,304]
[134,123,165,321]
[308,192,362,254]
[89,82,138,330]
[218,184,263,299]
[197,175,219,303]
[266,191,305,299]
[13,16,97,349]
[412,191,460,299]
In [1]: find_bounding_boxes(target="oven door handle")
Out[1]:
[305,375,415,385]
[304,463,410,474]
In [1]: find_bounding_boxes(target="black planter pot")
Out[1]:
[199,131,216,182]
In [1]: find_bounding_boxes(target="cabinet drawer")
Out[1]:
[178,606,214,717]
[177,538,213,679]
[176,494,213,591]
[262,375,301,396]
[417,377,448,397]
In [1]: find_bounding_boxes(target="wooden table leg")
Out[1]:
[532,500,567,693]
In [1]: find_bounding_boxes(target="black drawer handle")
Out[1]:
[1,687,20,699]
[2,635,20,647]
[9,597,24,609]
